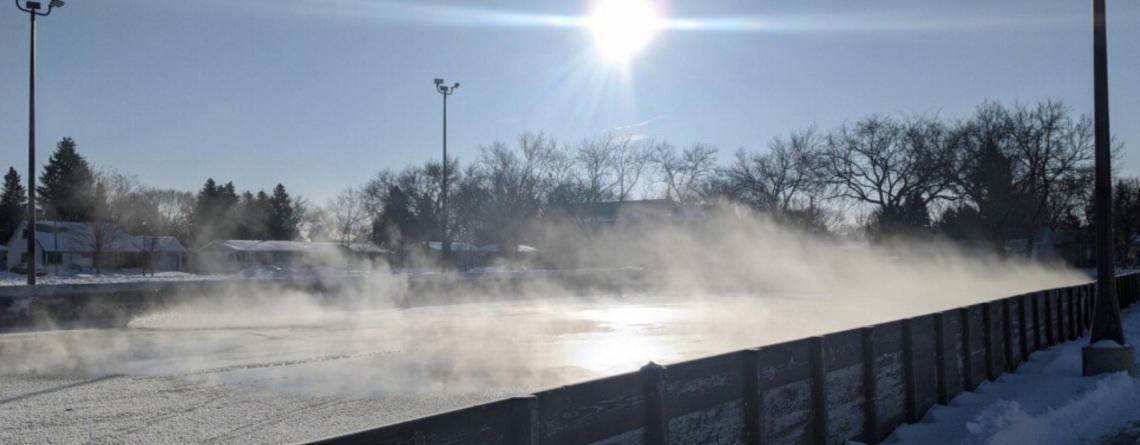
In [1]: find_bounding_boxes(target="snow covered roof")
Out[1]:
[11,221,187,253]
[423,242,537,253]
[195,240,386,255]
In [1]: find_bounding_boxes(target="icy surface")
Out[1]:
[0,290,980,444]
[875,308,1140,445]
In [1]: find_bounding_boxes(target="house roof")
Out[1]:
[10,221,187,253]
[423,241,537,253]
[196,240,388,255]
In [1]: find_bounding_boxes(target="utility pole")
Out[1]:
[15,0,65,285]
[1083,0,1134,376]
[433,78,459,271]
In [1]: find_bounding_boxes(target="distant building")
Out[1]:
[415,241,538,269]
[0,245,6,271]
[555,199,680,229]
[191,240,390,272]
[4,221,188,272]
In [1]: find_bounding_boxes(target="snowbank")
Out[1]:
[877,308,1140,445]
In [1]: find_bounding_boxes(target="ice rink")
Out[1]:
[0,288,1060,444]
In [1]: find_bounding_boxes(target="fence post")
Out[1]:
[1032,293,1042,351]
[809,337,829,445]
[1066,288,1076,340]
[1018,294,1029,362]
[511,396,538,445]
[982,305,996,381]
[1044,290,1055,346]
[934,313,949,405]
[861,327,879,444]
[743,349,762,445]
[902,319,918,423]
[959,308,974,391]
[1001,300,1014,372]
[1076,287,1086,333]
[641,362,669,445]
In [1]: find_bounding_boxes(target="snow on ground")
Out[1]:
[0,270,224,287]
[877,307,1140,445]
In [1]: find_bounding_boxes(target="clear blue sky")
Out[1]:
[1,0,1138,202]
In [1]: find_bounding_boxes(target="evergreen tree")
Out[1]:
[191,178,241,243]
[235,190,271,239]
[38,137,96,221]
[373,185,417,247]
[0,167,27,242]
[267,184,297,240]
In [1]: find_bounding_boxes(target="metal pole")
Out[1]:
[441,92,449,270]
[1089,0,1124,346]
[26,11,37,286]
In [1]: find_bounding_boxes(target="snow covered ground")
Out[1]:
[878,307,1140,445]
[0,270,225,287]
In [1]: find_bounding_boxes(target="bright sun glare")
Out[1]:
[587,0,661,63]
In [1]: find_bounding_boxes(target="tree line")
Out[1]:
[313,100,1136,264]
[2,99,1136,265]
[0,137,306,248]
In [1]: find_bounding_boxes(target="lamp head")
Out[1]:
[50,0,64,8]
[452,82,460,90]
[434,78,444,86]
[25,1,42,10]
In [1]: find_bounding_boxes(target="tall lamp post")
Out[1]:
[434,78,459,270]
[15,0,65,286]
[1083,0,1134,376]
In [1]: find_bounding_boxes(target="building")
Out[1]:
[4,221,188,273]
[191,240,390,272]
[557,199,680,229]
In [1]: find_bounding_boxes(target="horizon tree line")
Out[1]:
[2,98,1137,266]
[0,137,306,251]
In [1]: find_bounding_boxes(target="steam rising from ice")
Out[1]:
[0,210,1085,399]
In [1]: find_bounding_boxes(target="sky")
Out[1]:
[1,0,1138,203]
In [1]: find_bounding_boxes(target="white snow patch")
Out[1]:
[878,308,1140,445]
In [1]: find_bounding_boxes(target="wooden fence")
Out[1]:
[309,272,1140,445]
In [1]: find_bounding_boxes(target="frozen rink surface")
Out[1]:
[0,290,1046,444]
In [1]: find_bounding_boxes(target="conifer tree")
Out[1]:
[38,137,96,221]
[0,167,27,242]
[267,184,297,240]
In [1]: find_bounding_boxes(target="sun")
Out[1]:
[587,0,661,63]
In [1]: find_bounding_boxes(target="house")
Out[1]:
[4,221,188,272]
[191,240,389,272]
[417,241,539,269]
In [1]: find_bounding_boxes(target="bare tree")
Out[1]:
[324,187,369,244]
[611,135,652,202]
[720,128,825,213]
[475,132,562,252]
[1007,101,1094,255]
[573,137,618,204]
[650,141,718,205]
[822,115,955,235]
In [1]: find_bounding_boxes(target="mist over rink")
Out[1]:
[0,287,1080,444]
[0,214,1092,444]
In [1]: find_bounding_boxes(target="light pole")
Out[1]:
[15,0,64,286]
[434,78,459,270]
[1083,0,1134,376]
